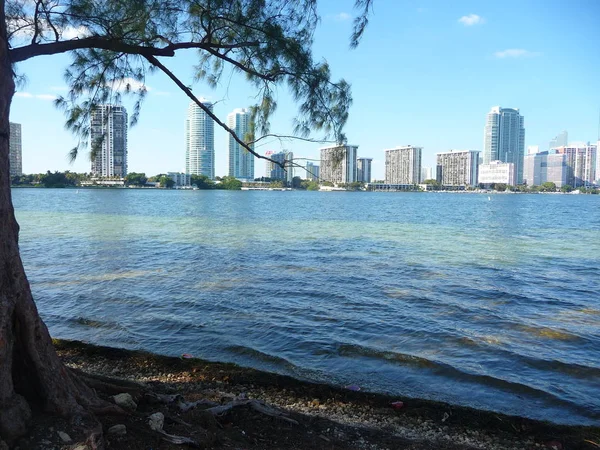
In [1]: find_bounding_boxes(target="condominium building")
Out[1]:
[167,172,191,187]
[597,140,600,185]
[356,157,373,183]
[320,144,358,184]
[385,146,422,184]
[523,152,567,187]
[228,108,254,181]
[420,166,433,182]
[483,106,525,184]
[185,100,215,179]
[554,144,597,187]
[305,161,320,181]
[549,130,568,150]
[9,122,22,178]
[436,150,479,187]
[90,105,128,177]
[478,161,515,186]
[269,151,294,184]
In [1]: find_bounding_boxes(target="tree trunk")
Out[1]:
[0,6,105,444]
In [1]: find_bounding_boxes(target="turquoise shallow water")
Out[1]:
[12,188,600,425]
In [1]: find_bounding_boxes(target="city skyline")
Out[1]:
[8,2,600,179]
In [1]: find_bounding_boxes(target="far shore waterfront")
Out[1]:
[10,184,600,195]
[39,339,598,450]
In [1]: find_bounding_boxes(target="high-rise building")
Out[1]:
[320,144,358,184]
[385,146,421,184]
[597,140,600,185]
[523,152,567,187]
[549,130,568,150]
[356,157,373,183]
[90,105,128,177]
[305,161,320,181]
[269,151,294,184]
[8,122,22,178]
[185,101,215,179]
[554,144,597,187]
[420,166,433,181]
[264,150,275,179]
[228,108,254,181]
[483,106,525,183]
[436,150,479,187]
[478,161,515,186]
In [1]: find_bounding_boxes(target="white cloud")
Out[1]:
[61,25,90,40]
[14,92,57,100]
[36,94,58,101]
[110,77,149,92]
[333,12,352,21]
[494,48,541,59]
[458,14,485,26]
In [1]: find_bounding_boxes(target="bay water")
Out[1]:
[12,188,600,425]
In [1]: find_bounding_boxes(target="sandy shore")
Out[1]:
[34,339,598,450]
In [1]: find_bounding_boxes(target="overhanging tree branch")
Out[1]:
[144,54,284,169]
[9,37,261,64]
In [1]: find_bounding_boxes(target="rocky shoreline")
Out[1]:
[14,339,599,450]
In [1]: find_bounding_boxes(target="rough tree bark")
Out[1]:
[0,5,107,444]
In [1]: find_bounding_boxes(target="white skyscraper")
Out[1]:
[385,146,422,184]
[228,108,254,181]
[320,145,358,184]
[9,122,22,178]
[185,101,215,179]
[483,106,525,184]
[90,105,128,178]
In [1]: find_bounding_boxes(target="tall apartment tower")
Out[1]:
[320,144,358,184]
[228,108,254,181]
[305,161,320,181]
[8,122,22,178]
[554,144,597,188]
[270,151,294,184]
[90,105,128,177]
[186,101,215,179]
[356,157,373,183]
[483,107,525,184]
[436,150,479,187]
[385,146,422,184]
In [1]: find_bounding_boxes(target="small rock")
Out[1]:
[0,440,8,450]
[544,441,563,450]
[107,424,127,436]
[148,412,165,432]
[57,431,72,443]
[112,393,137,411]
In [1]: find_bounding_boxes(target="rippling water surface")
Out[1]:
[12,188,600,425]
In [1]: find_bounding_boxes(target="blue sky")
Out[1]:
[9,0,600,180]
